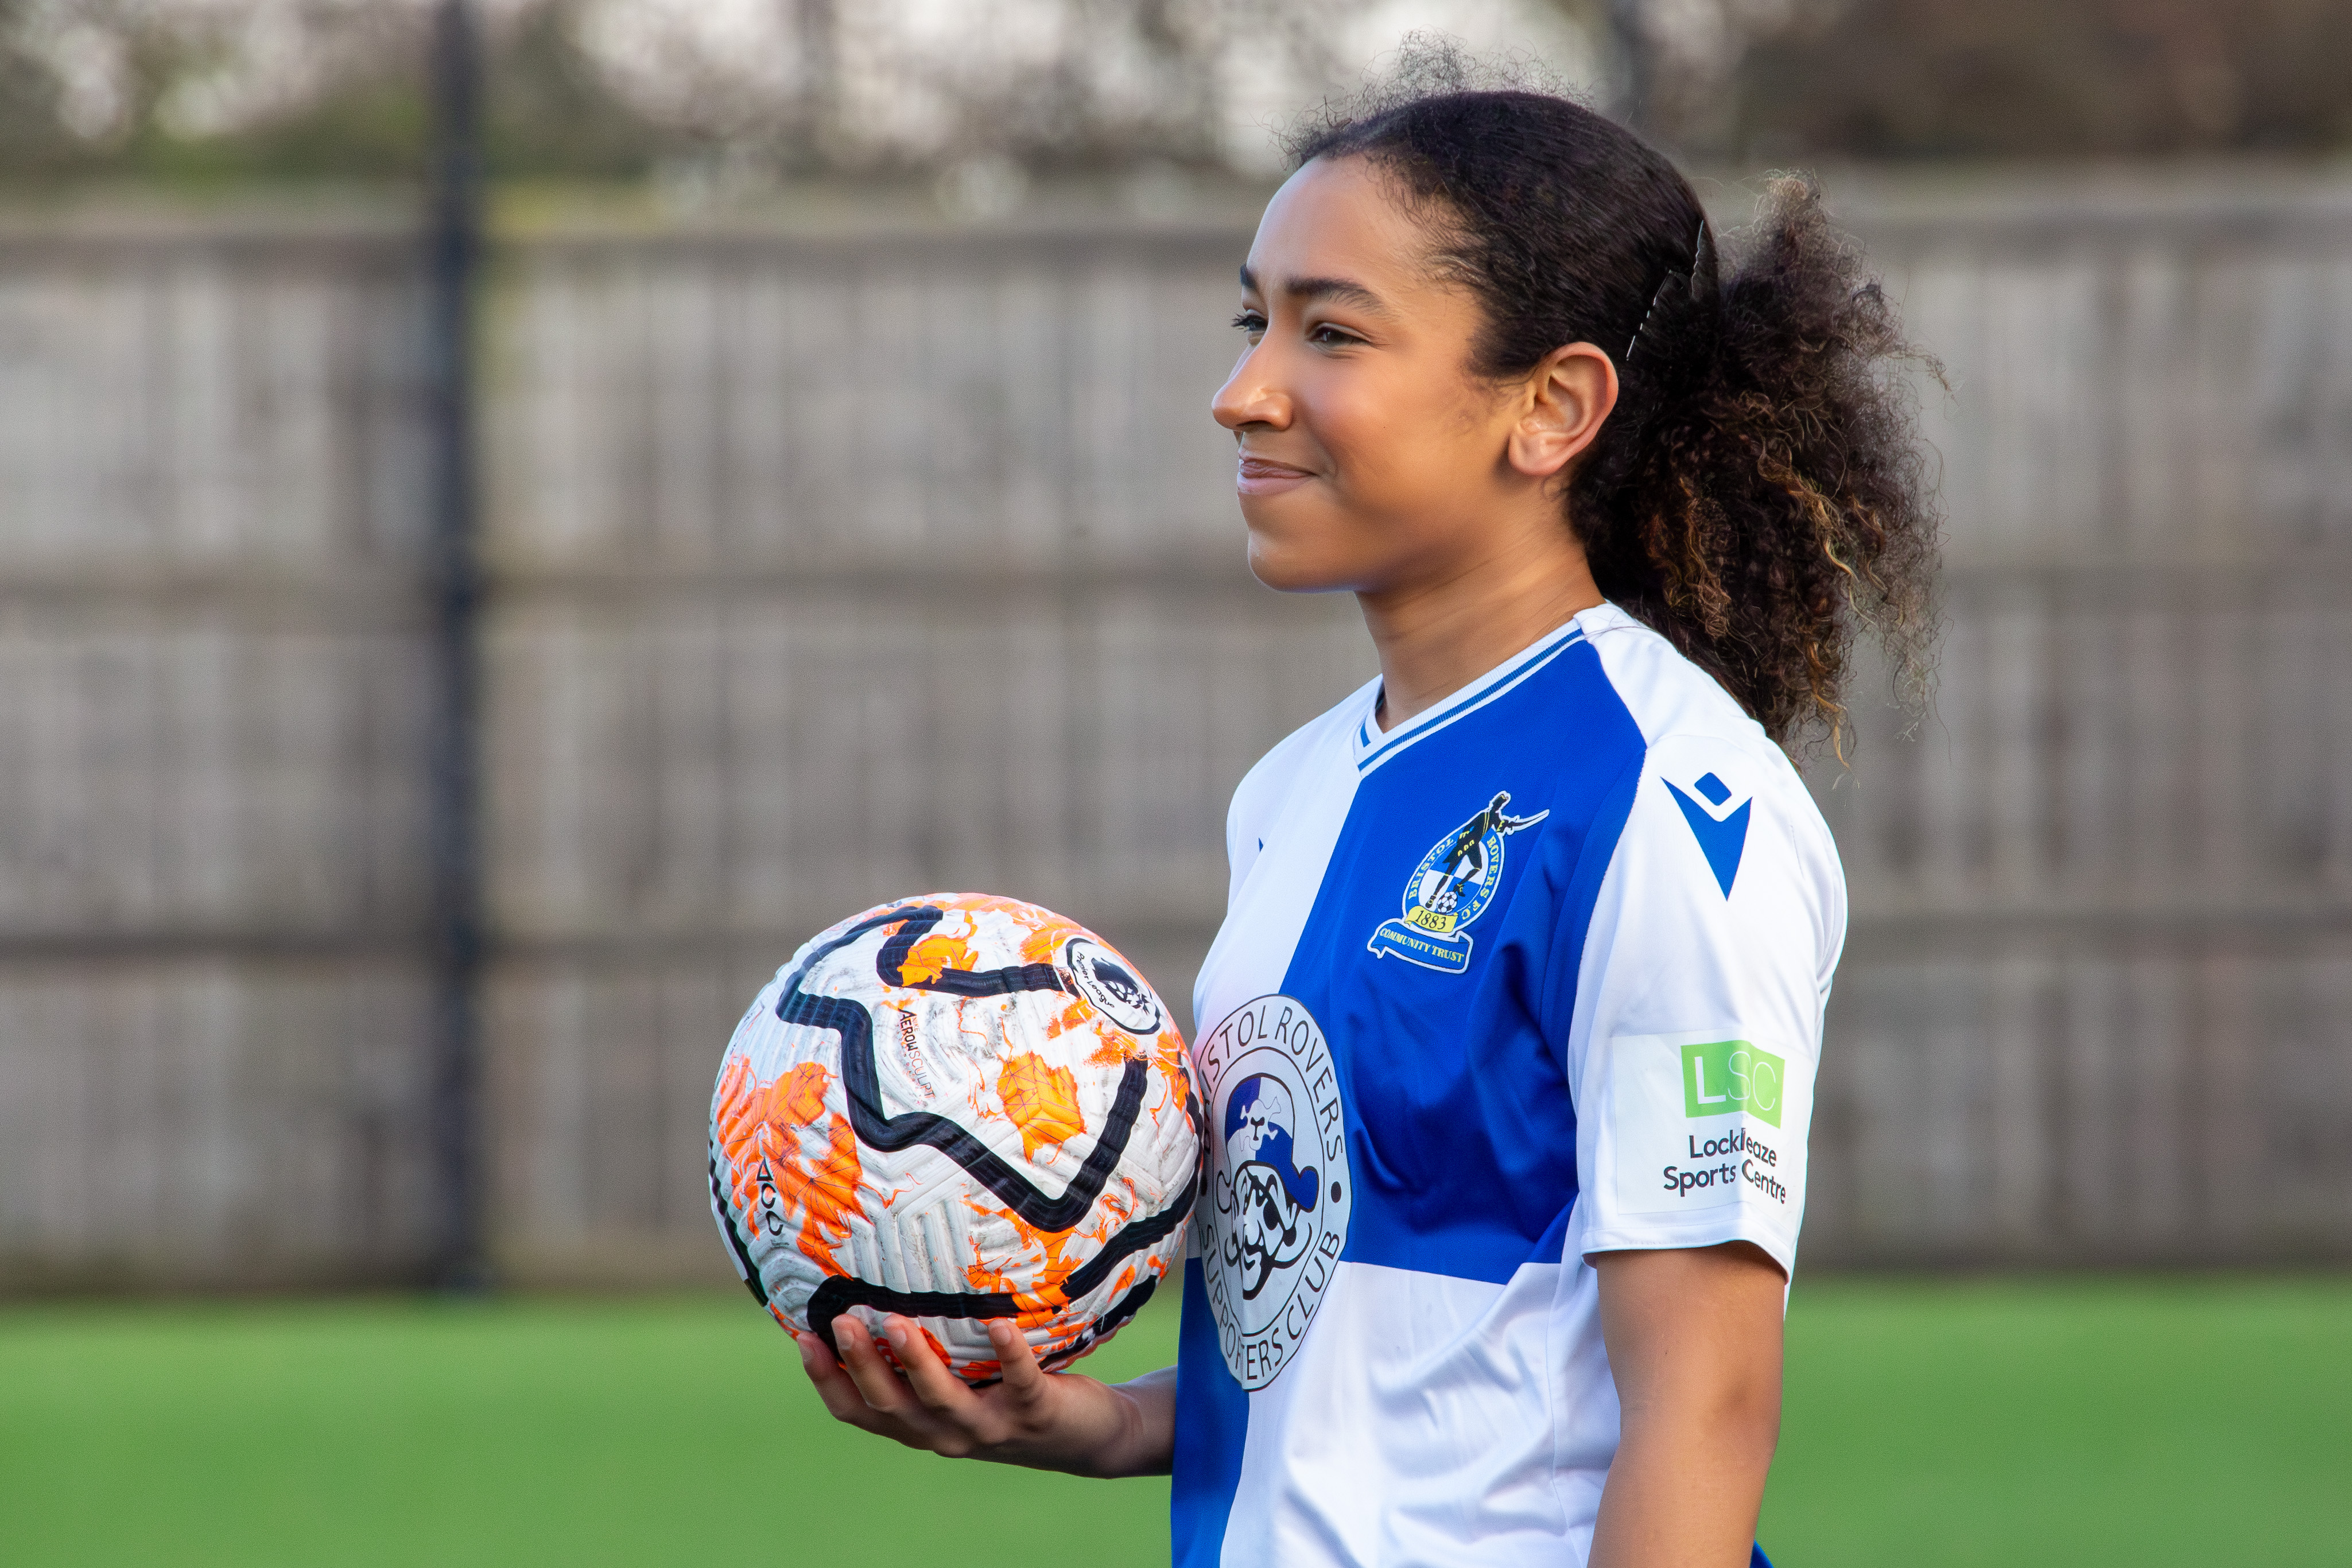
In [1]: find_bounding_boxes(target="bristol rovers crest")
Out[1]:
[1194,995,1352,1391]
[1367,790,1549,974]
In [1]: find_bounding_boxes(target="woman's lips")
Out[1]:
[1237,455,1316,495]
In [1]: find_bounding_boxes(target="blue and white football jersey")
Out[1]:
[1171,603,1845,1568]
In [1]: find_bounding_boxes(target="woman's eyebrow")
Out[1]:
[1238,265,1391,316]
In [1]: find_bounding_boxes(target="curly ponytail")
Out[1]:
[1287,56,1940,752]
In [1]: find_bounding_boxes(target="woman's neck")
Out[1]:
[1360,521,1604,733]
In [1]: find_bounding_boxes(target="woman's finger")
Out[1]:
[884,1315,980,1414]
[797,1332,888,1430]
[832,1315,922,1416]
[989,1318,1053,1404]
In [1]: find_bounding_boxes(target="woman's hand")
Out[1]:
[795,1314,1177,1479]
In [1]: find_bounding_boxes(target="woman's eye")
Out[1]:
[1232,311,1266,336]
[1308,324,1361,348]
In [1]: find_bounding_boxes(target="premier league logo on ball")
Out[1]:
[1194,995,1352,1390]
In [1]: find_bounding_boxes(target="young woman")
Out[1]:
[796,69,1936,1568]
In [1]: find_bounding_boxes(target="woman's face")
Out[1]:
[1212,156,1553,595]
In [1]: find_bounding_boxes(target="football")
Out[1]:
[708,894,1202,1381]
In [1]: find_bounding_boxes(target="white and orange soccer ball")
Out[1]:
[709,894,1202,1382]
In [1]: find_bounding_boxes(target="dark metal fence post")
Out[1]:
[426,0,486,1290]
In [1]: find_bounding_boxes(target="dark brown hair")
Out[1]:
[1288,53,1940,751]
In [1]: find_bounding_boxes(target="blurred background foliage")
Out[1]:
[2,0,2346,201]
[1733,0,2352,160]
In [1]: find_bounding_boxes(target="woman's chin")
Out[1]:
[1244,540,1357,595]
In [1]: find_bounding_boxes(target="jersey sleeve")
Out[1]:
[1561,732,1844,1278]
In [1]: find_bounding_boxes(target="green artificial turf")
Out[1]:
[1763,1275,2352,1566]
[1,1276,2345,1566]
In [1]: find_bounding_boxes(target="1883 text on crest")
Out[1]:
[1192,994,1352,1390]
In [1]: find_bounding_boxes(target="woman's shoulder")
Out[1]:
[1570,607,1845,946]
[1573,604,1823,821]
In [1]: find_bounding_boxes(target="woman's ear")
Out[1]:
[1506,343,1619,480]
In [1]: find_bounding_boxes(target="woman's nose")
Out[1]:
[1212,348,1291,432]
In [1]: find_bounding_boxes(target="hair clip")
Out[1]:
[1625,219,1720,366]
[1688,220,1719,307]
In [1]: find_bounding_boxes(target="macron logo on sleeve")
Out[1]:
[1663,771,1751,897]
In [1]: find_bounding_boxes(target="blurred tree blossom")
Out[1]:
[0,0,1610,187]
[574,0,1602,175]
[1,0,2344,188]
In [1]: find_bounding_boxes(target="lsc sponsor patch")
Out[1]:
[1605,1031,1808,1218]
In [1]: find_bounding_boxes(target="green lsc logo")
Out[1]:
[1680,1040,1786,1128]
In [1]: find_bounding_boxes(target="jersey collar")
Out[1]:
[1350,610,1600,777]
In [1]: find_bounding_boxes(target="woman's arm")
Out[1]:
[1590,1242,1787,1568]
[795,1315,1178,1478]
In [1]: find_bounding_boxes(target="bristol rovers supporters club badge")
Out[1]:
[1194,995,1352,1391]
[1367,790,1549,974]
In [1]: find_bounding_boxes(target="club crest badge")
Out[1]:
[1193,994,1351,1390]
[1367,790,1549,974]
